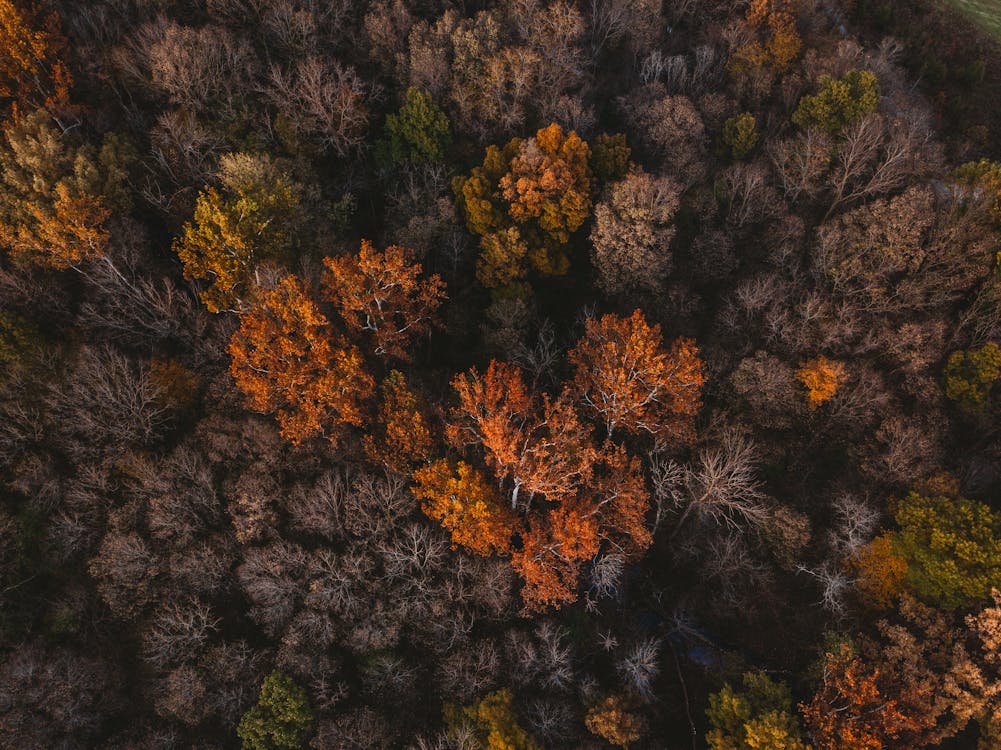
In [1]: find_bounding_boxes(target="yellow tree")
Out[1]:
[175,153,302,313]
[321,240,446,359]
[227,276,373,446]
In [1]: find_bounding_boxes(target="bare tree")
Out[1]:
[651,431,771,535]
[268,57,370,157]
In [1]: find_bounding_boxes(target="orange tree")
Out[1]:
[364,370,433,471]
[321,240,446,359]
[420,358,654,610]
[0,0,73,118]
[453,123,593,291]
[801,643,926,750]
[569,309,706,440]
[227,275,373,447]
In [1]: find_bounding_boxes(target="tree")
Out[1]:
[321,240,446,359]
[0,0,72,117]
[893,490,1001,609]
[706,672,807,750]
[590,171,681,295]
[364,371,432,471]
[585,694,647,748]
[801,643,925,750]
[569,310,706,440]
[175,153,303,312]
[943,343,1001,414]
[448,360,596,507]
[723,113,760,160]
[454,123,593,288]
[792,70,881,133]
[237,671,313,750]
[268,57,369,157]
[381,87,451,164]
[227,276,374,446]
[413,459,518,556]
[796,356,846,408]
[954,159,1001,226]
[849,534,909,609]
[0,109,128,269]
[445,689,541,750]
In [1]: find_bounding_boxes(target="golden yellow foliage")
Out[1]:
[796,356,846,408]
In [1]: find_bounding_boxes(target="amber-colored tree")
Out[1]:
[849,533,909,609]
[413,459,518,556]
[729,0,802,78]
[454,123,593,288]
[0,0,72,117]
[586,694,647,748]
[364,371,432,471]
[227,276,373,446]
[175,154,303,313]
[570,310,706,440]
[797,356,846,408]
[321,240,446,360]
[801,644,926,750]
[3,183,110,269]
[0,110,128,269]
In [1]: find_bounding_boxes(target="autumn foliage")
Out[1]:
[322,240,446,359]
[0,0,72,117]
[570,310,706,440]
[227,276,374,446]
[796,355,846,408]
[801,643,926,750]
[455,122,593,288]
[364,371,432,471]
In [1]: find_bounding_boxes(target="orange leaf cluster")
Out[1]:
[0,0,72,117]
[436,352,657,610]
[413,459,517,556]
[0,182,110,269]
[364,370,432,471]
[322,240,445,359]
[730,0,802,76]
[850,533,909,609]
[227,276,374,446]
[570,309,706,440]
[801,644,927,750]
[797,355,846,408]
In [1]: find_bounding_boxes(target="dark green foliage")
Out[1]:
[722,112,759,159]
[381,88,451,164]
[237,672,313,750]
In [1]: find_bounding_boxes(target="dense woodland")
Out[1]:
[3,0,1001,748]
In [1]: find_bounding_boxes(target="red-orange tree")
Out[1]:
[322,240,446,359]
[430,359,653,610]
[364,370,432,471]
[569,310,706,440]
[801,644,927,750]
[228,276,374,446]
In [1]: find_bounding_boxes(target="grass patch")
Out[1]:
[945,0,1001,36]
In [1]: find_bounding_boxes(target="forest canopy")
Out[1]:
[1,0,1001,749]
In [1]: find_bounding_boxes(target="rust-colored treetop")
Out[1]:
[322,239,446,360]
[227,275,373,447]
[0,0,72,117]
[570,309,706,440]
